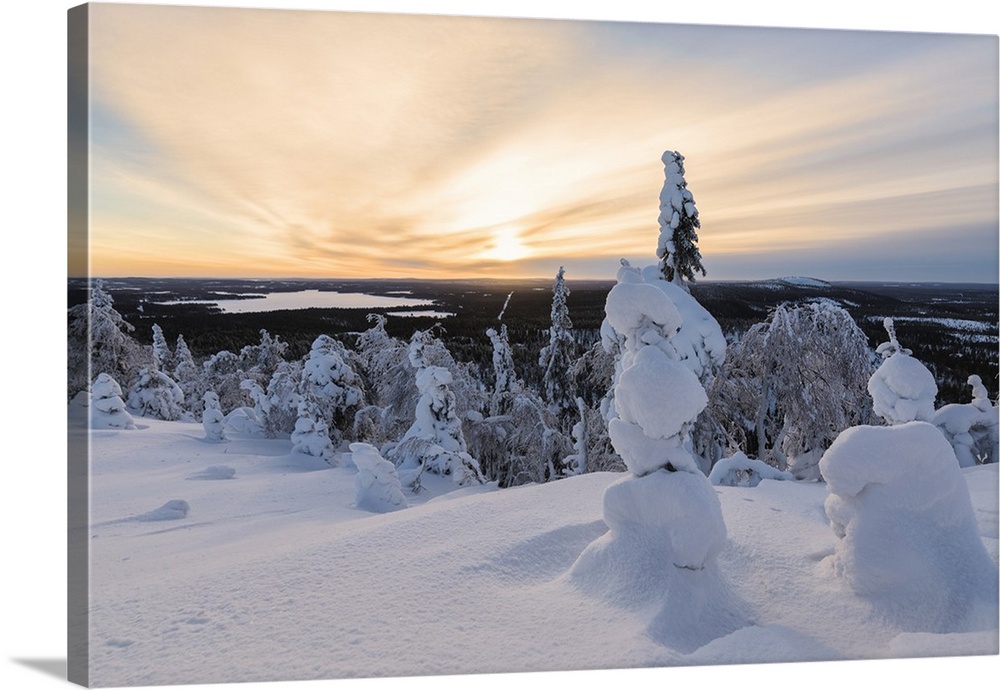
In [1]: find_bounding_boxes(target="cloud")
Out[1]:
[85,5,998,281]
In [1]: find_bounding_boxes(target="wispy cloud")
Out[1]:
[85,5,998,282]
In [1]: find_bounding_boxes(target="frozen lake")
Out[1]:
[155,289,435,314]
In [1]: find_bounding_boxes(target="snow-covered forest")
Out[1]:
[68,150,999,686]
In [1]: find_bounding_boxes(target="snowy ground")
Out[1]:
[70,403,999,688]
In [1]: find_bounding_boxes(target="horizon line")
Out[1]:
[68,274,1000,287]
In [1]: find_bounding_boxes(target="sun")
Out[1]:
[482,227,530,262]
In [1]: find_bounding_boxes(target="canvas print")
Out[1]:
[67,3,999,687]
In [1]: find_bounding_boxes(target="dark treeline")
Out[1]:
[69,277,998,405]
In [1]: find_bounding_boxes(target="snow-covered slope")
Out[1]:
[73,401,999,688]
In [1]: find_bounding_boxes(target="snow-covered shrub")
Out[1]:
[820,422,998,631]
[710,301,874,479]
[201,391,227,442]
[90,373,136,430]
[290,403,337,467]
[351,442,407,513]
[708,451,794,487]
[572,256,746,650]
[388,331,484,489]
[933,374,999,466]
[868,318,937,425]
[127,367,185,421]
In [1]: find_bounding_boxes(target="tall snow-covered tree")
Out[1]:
[487,325,517,416]
[657,150,705,288]
[571,265,745,650]
[172,334,204,415]
[538,266,577,420]
[151,324,173,372]
[67,280,150,398]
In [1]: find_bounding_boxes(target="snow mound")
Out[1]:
[351,442,407,513]
[888,629,999,658]
[683,624,842,664]
[135,499,190,522]
[570,471,749,652]
[186,465,236,480]
[820,422,999,632]
[709,452,795,487]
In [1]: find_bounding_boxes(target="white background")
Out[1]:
[2,2,998,689]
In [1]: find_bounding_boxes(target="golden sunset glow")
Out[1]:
[77,3,999,282]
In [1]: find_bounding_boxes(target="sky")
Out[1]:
[73,2,999,283]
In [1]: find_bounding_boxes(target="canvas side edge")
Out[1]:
[67,4,90,687]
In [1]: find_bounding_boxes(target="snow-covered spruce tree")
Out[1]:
[932,374,999,467]
[570,266,746,652]
[290,401,337,467]
[480,325,572,485]
[238,329,289,389]
[487,325,517,415]
[388,330,484,490]
[201,391,227,442]
[352,314,414,447]
[201,350,251,414]
[151,324,173,372]
[172,334,204,416]
[90,373,136,430]
[126,367,185,421]
[299,334,363,448]
[657,150,705,289]
[67,280,151,398]
[710,301,875,479]
[868,317,937,426]
[241,360,304,439]
[538,266,577,421]
[602,259,727,473]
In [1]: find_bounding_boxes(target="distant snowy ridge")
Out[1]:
[775,276,832,288]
